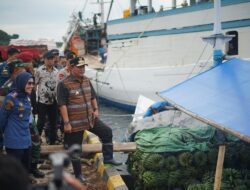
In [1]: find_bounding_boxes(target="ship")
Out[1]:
[63,0,250,111]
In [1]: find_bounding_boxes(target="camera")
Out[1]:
[30,144,81,190]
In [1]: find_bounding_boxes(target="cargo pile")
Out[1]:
[127,126,250,190]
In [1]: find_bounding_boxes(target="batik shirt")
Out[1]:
[35,65,58,105]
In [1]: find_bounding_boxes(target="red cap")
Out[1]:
[16,52,33,62]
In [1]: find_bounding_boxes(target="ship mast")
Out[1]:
[99,0,105,28]
[95,0,107,29]
[203,0,233,66]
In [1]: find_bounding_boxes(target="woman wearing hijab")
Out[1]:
[0,72,34,171]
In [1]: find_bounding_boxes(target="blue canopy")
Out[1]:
[159,58,250,143]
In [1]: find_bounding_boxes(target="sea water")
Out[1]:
[99,102,133,142]
[99,102,133,162]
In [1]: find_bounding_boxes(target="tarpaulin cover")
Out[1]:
[135,125,238,153]
[159,58,250,142]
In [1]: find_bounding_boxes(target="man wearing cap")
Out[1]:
[51,49,63,70]
[57,57,121,183]
[0,59,27,105]
[0,48,20,87]
[35,50,58,145]
[16,52,35,75]
[56,52,76,82]
[59,51,67,68]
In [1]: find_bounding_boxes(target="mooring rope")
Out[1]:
[99,113,144,118]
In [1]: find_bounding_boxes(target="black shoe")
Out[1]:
[48,141,56,145]
[31,169,45,178]
[76,175,86,183]
[46,137,50,145]
[38,159,45,164]
[104,159,122,166]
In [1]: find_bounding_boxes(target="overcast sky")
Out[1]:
[0,0,182,41]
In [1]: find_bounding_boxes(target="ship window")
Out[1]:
[226,31,238,55]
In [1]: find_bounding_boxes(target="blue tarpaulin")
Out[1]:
[159,58,250,143]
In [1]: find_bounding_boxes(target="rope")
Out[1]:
[198,53,213,73]
[183,8,210,79]
[100,113,133,117]
[94,9,165,97]
[81,0,89,14]
[186,42,209,79]
[99,113,144,117]
[106,0,114,22]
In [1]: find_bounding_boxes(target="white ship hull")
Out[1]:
[86,0,250,110]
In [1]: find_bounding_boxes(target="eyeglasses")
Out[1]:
[27,82,34,86]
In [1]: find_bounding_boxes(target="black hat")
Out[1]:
[50,49,59,56]
[7,48,20,56]
[70,57,87,67]
[43,51,54,59]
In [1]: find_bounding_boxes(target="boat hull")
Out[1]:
[86,0,250,110]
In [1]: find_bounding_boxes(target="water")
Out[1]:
[99,102,133,142]
[98,102,133,162]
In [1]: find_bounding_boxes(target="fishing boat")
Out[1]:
[63,0,250,111]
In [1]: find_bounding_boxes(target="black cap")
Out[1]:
[70,57,87,67]
[7,48,20,56]
[65,51,76,60]
[43,51,54,59]
[50,49,59,56]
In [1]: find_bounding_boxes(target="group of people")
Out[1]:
[0,47,121,186]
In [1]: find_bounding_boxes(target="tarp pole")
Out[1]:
[214,145,226,190]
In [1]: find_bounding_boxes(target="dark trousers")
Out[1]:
[64,131,84,177]
[6,147,31,172]
[37,101,57,143]
[0,130,3,150]
[64,131,84,149]
[89,118,113,144]
[64,118,113,147]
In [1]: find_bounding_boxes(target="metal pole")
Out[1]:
[172,0,177,9]
[100,0,105,28]
[130,0,136,16]
[148,0,152,12]
[202,0,233,66]
[213,0,223,66]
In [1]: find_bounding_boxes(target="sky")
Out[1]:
[0,0,183,42]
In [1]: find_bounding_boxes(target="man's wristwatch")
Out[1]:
[93,108,98,111]
[64,121,70,126]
